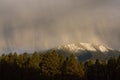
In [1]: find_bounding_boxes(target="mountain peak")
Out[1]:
[53,42,120,61]
[57,42,112,53]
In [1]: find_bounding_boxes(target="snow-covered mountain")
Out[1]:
[57,43,112,53]
[53,43,120,61]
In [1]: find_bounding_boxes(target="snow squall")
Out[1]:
[0,0,120,53]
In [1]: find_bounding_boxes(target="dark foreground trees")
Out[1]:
[0,51,120,80]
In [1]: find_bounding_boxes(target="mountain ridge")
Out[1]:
[51,43,120,61]
[57,42,112,53]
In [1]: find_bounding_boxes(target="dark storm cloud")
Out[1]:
[0,0,120,53]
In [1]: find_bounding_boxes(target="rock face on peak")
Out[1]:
[55,43,120,61]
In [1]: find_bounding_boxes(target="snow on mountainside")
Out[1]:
[57,43,112,53]
[52,43,120,61]
[46,42,120,61]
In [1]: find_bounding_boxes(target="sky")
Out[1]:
[0,0,120,53]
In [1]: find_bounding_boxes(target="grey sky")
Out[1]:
[0,0,120,53]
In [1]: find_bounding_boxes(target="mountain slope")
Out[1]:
[53,43,120,61]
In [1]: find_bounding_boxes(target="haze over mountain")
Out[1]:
[0,0,120,53]
[54,43,120,61]
[57,43,112,53]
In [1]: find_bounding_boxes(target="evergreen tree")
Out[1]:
[63,55,84,80]
[116,56,120,80]
[39,50,61,80]
[107,57,117,80]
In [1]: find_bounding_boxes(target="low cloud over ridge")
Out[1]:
[0,0,120,53]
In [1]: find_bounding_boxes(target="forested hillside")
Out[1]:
[0,50,120,80]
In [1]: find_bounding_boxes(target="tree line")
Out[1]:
[0,50,120,80]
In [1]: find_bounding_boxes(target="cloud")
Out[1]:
[0,0,120,53]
